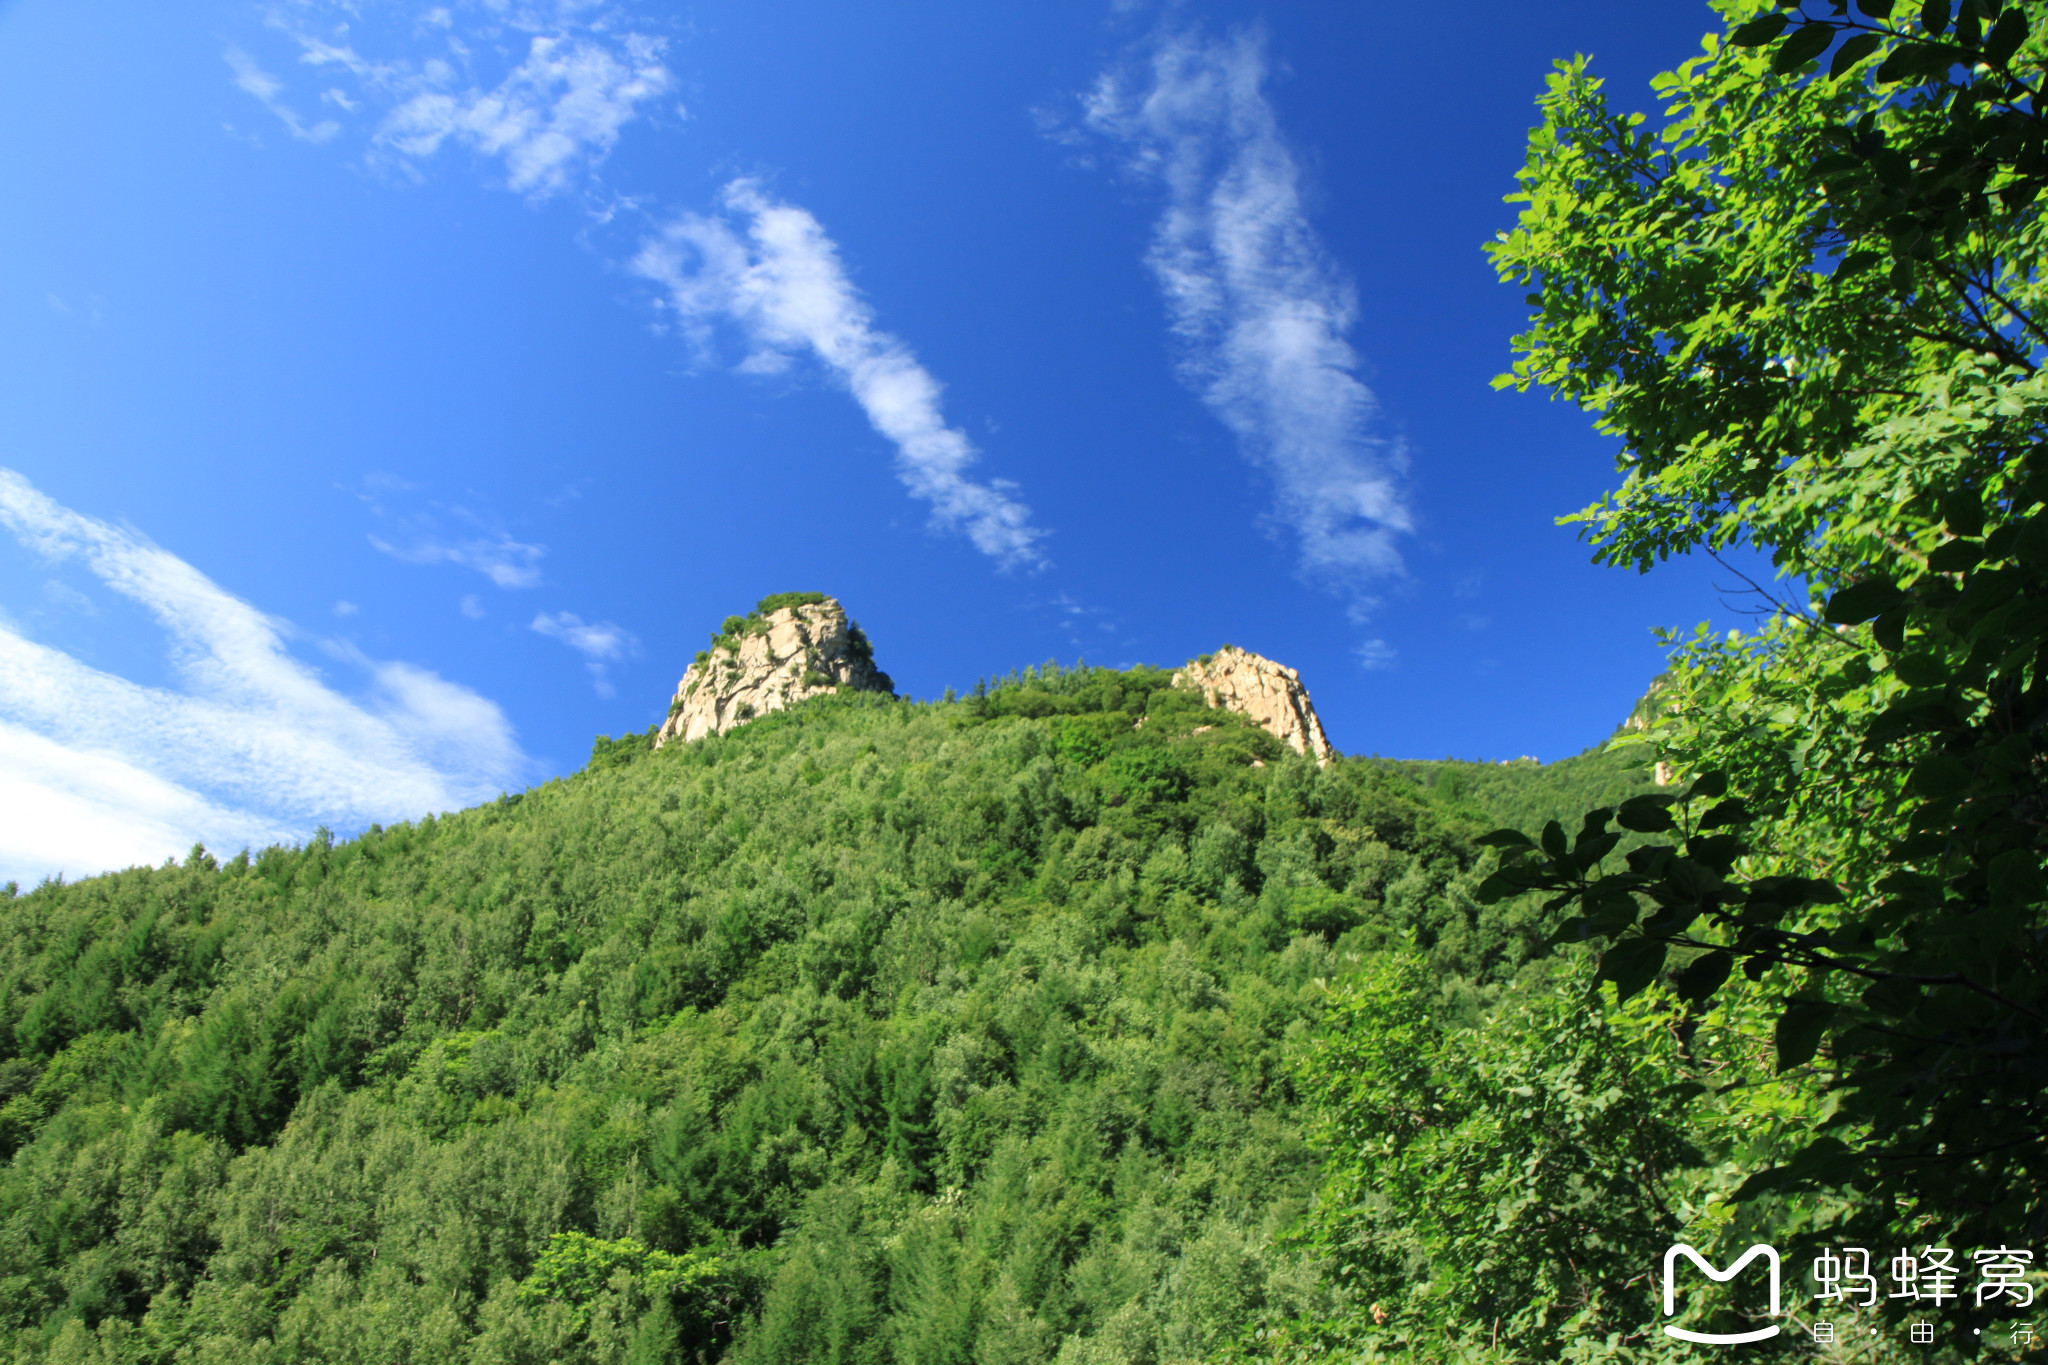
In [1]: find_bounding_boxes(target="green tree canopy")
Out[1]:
[0,664,1644,1363]
[1478,0,2048,1322]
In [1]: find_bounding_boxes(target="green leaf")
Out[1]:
[1910,752,1970,798]
[1941,488,1985,537]
[1876,38,1954,80]
[1597,937,1668,1002]
[1987,849,2044,913]
[2023,464,2048,509]
[1731,12,1792,46]
[1539,820,1568,859]
[1920,0,1949,36]
[1616,795,1677,833]
[1824,577,1906,622]
[1872,147,1913,189]
[1861,977,1922,1017]
[1835,249,1885,277]
[1638,898,1702,938]
[1856,0,1895,15]
[1583,882,1645,936]
[1673,949,1733,1005]
[1774,21,1838,72]
[2013,511,2048,568]
[1985,7,2028,64]
[1688,832,1745,871]
[1775,999,1838,1072]
[1892,652,1948,687]
[1549,914,1590,943]
[1474,828,1535,849]
[1782,1134,1861,1182]
[1684,771,1729,801]
[1877,869,1944,904]
[1926,538,1984,573]
[1667,856,1727,900]
[1699,799,1753,830]
[1475,872,1521,905]
[1731,1165,1789,1200]
[1831,32,1886,76]
[1747,875,1842,911]
[1572,830,1622,869]
[1625,843,1675,876]
[1873,605,1909,652]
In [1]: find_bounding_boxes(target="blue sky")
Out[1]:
[0,0,1748,882]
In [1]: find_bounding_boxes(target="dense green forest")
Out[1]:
[0,660,1653,1364]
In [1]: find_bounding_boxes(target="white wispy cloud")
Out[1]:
[368,530,546,588]
[227,6,673,200]
[371,32,672,197]
[1354,638,1396,671]
[0,469,527,885]
[1081,27,1410,594]
[354,476,547,588]
[225,46,341,143]
[43,580,94,614]
[632,179,1047,568]
[532,610,638,698]
[45,293,105,327]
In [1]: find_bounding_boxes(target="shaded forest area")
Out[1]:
[0,666,1649,1364]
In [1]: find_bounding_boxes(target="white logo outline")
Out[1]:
[1662,1243,1784,1344]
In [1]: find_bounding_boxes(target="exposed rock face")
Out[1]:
[1172,646,1335,763]
[655,596,892,747]
[1621,672,1675,734]
[1625,675,1677,784]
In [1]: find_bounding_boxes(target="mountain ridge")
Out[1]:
[0,601,1657,1364]
[647,593,1338,774]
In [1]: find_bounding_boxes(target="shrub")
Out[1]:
[754,591,827,615]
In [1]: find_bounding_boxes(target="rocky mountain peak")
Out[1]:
[655,593,893,747]
[1172,645,1335,763]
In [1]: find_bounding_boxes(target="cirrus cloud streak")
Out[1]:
[230,4,673,201]
[632,179,1048,569]
[531,609,638,698]
[1083,27,1411,597]
[370,31,672,198]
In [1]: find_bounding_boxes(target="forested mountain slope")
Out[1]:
[0,663,1651,1364]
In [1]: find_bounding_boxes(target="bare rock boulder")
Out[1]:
[1172,646,1335,763]
[655,594,892,747]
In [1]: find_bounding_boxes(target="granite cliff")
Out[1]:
[1172,645,1335,763]
[654,593,892,747]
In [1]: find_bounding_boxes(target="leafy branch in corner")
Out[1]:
[1485,0,2048,1278]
